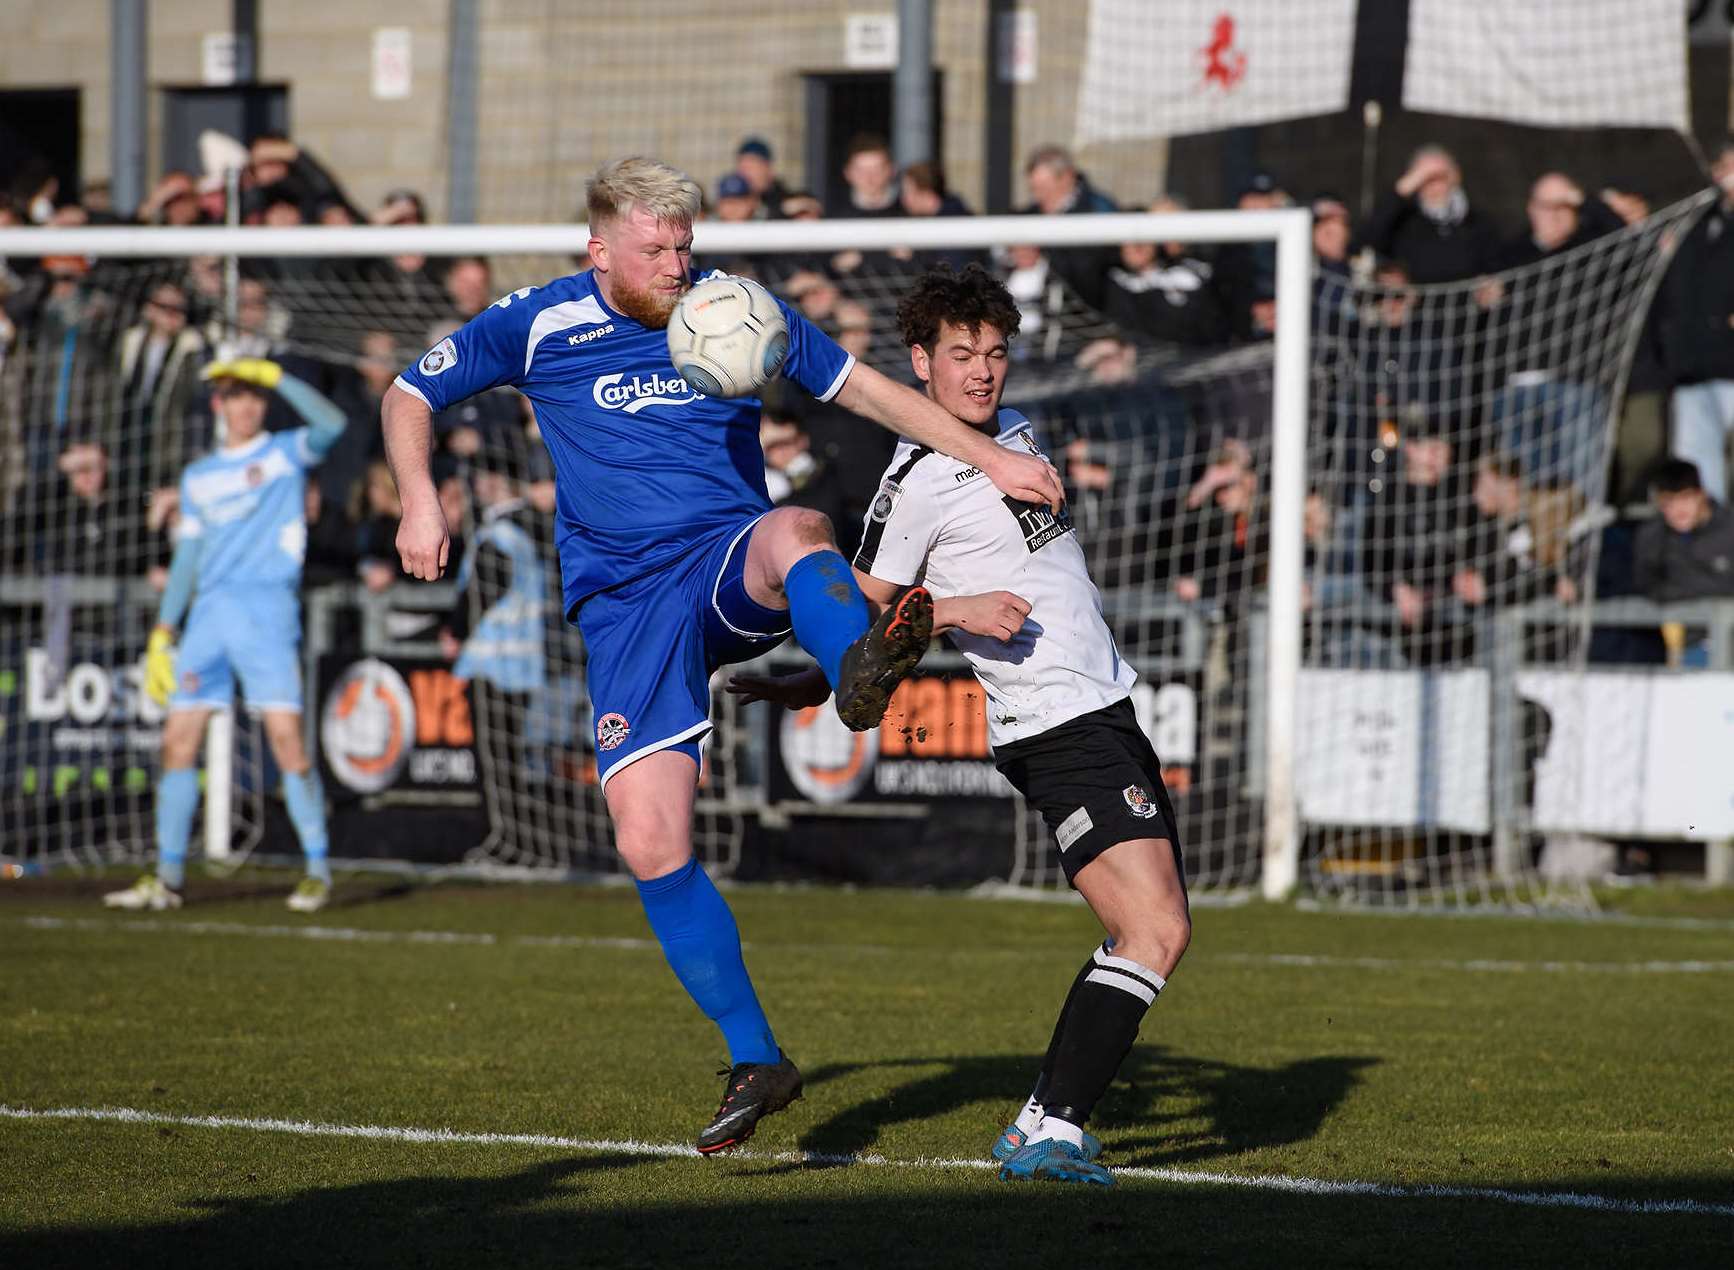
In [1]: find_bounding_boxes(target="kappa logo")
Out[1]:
[567,324,615,346]
[596,712,631,752]
[1122,784,1160,820]
[490,286,537,310]
[591,371,704,414]
[419,337,458,376]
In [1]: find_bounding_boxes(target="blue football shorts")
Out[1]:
[577,513,791,789]
[170,586,304,713]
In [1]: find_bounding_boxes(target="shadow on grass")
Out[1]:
[325,878,419,910]
[4,1149,1727,1270]
[793,1044,1378,1168]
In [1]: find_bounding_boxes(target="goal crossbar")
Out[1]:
[0,209,1310,258]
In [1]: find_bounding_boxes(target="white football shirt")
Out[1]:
[853,408,1135,747]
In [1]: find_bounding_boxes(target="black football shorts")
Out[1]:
[993,696,1185,887]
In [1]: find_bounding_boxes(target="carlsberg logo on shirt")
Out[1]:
[591,371,705,413]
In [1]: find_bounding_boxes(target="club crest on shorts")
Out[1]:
[1122,784,1159,820]
[180,671,200,693]
[596,712,631,752]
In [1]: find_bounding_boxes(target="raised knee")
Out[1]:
[773,504,835,549]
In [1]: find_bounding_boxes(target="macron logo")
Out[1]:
[567,324,615,346]
[592,371,704,414]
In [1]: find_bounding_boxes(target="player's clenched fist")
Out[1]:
[396,503,451,581]
[982,448,1065,513]
[942,591,1032,643]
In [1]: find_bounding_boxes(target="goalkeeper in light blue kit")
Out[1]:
[104,358,347,915]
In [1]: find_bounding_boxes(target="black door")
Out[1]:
[161,85,290,177]
[0,88,81,203]
[802,71,944,215]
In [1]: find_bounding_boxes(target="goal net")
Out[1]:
[0,197,1706,903]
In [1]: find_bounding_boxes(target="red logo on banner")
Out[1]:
[1200,14,1246,90]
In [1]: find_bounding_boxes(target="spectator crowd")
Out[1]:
[4,127,1734,675]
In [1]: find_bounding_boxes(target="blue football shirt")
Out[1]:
[395,270,854,617]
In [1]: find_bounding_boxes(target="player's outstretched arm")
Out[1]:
[381,382,450,581]
[832,362,1064,512]
[276,372,347,457]
[725,666,831,710]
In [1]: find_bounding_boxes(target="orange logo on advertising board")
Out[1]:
[780,703,877,804]
[322,661,473,794]
[409,668,473,746]
[879,676,989,759]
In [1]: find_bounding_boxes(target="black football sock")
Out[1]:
[1028,946,1100,1108]
[1038,943,1165,1132]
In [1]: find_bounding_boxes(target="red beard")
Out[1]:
[611,278,682,329]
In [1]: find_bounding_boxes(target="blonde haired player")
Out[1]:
[381,158,1064,1152]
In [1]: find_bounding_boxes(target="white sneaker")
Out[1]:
[286,876,330,913]
[103,875,183,911]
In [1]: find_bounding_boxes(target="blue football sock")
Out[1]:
[635,858,779,1065]
[155,767,199,890]
[283,769,331,884]
[783,550,871,689]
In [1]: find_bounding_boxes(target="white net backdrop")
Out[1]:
[0,195,1710,902]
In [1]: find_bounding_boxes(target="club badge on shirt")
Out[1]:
[869,479,902,522]
[419,338,459,376]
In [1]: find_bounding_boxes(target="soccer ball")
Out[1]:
[666,276,789,398]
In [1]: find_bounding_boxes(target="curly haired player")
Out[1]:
[732,263,1189,1186]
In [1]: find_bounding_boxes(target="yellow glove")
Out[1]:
[202,357,283,389]
[145,627,177,707]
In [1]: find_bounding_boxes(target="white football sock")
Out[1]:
[1034,1114,1084,1149]
[1013,1095,1044,1137]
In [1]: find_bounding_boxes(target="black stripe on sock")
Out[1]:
[1093,948,1164,999]
[1093,963,1164,1000]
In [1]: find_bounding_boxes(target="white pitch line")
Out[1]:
[1210,952,1734,976]
[2,1104,1728,1219]
[14,914,1734,976]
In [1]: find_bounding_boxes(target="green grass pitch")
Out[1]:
[3,872,1731,1269]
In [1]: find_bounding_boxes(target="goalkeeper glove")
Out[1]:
[145,626,177,707]
[202,357,283,390]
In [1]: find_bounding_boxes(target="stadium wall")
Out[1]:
[0,0,1168,221]
[7,2,1731,229]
